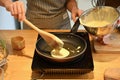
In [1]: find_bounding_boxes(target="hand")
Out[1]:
[5,1,26,21]
[71,7,83,22]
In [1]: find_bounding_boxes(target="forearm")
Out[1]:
[66,0,79,12]
[0,0,25,21]
[66,0,83,22]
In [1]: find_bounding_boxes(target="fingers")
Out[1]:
[6,1,25,21]
[71,9,83,22]
[78,9,83,17]
[17,2,25,21]
[12,2,18,19]
[71,13,76,22]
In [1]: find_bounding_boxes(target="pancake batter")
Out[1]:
[82,21,110,27]
[51,48,70,58]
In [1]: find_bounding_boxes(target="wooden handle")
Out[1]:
[23,19,44,34]
[23,19,64,49]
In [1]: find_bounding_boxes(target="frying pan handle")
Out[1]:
[70,18,80,33]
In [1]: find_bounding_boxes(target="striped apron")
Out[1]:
[23,0,71,29]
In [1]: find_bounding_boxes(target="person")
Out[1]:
[100,0,120,8]
[0,0,83,29]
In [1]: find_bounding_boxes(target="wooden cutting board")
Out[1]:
[94,30,120,53]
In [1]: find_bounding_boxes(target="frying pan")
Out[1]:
[36,19,87,63]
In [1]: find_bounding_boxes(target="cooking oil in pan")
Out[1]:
[41,41,83,58]
[64,42,82,57]
[49,41,83,58]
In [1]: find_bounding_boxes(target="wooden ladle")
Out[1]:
[23,19,64,49]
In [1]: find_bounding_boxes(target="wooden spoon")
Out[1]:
[23,19,64,49]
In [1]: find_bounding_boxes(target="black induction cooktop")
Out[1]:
[31,32,94,75]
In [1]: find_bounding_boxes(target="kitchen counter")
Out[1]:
[0,30,120,80]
